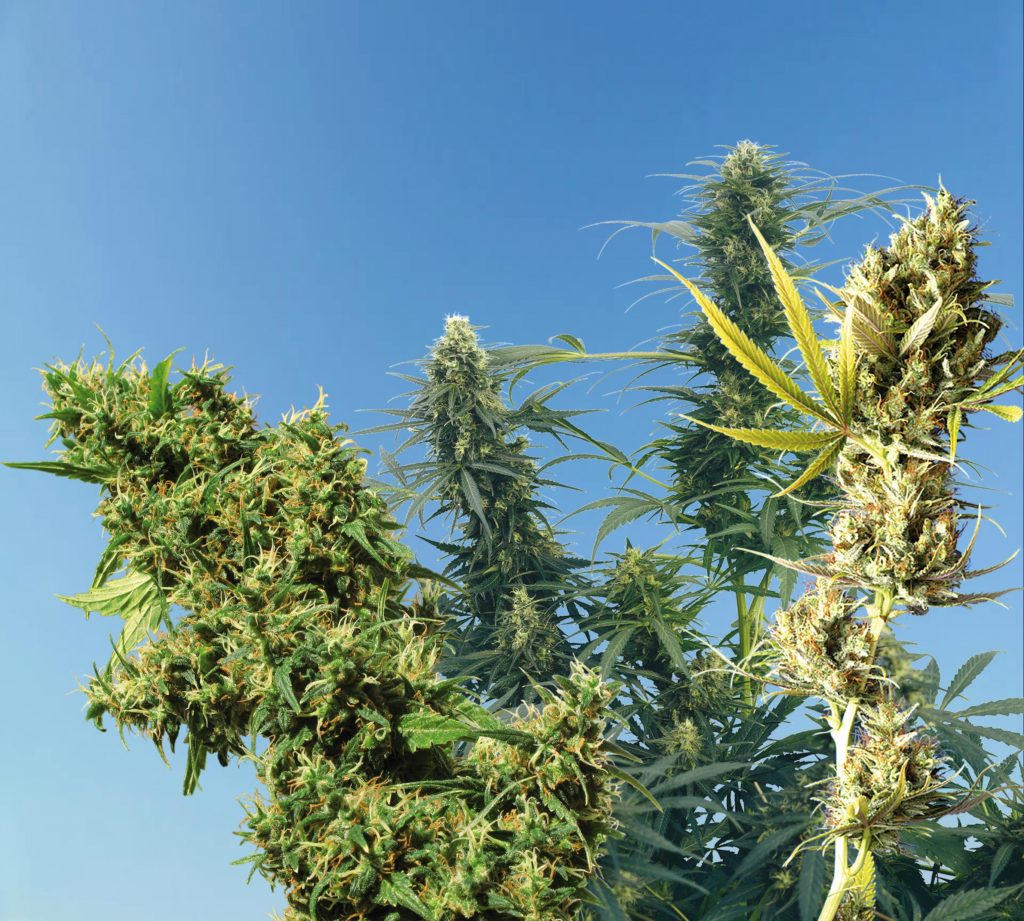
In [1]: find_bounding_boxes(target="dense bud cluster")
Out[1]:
[495,586,560,674]
[825,699,948,854]
[602,546,689,675]
[31,355,617,921]
[409,316,579,694]
[658,142,806,535]
[828,191,1004,611]
[768,583,877,701]
[835,894,874,921]
[791,192,1009,918]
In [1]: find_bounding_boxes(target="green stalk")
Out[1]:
[736,590,752,704]
[818,591,891,921]
[736,570,771,705]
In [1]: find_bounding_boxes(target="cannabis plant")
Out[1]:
[375,310,824,919]
[367,315,589,702]
[375,148,1017,921]
[637,142,898,677]
[10,355,619,920]
[502,143,910,669]
[641,144,854,533]
[657,188,1022,920]
[13,144,1022,921]
[487,155,1021,919]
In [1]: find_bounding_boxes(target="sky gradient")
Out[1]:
[1,4,1022,919]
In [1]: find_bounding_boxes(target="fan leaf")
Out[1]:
[653,257,835,425]
[748,218,837,410]
[681,417,839,453]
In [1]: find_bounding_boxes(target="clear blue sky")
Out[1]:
[1,4,1021,919]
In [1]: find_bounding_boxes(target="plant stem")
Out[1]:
[819,699,858,921]
[736,590,752,704]
[817,590,892,921]
[736,571,771,706]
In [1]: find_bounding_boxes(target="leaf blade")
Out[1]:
[682,417,839,453]
[748,218,837,409]
[653,257,836,425]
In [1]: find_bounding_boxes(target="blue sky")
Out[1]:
[1,3,1021,919]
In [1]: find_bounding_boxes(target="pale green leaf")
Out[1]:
[850,850,876,909]
[4,460,113,484]
[59,570,155,617]
[553,333,587,353]
[900,298,943,355]
[774,438,845,497]
[843,293,897,358]
[947,406,961,463]
[58,569,167,673]
[941,651,998,709]
[977,403,1023,423]
[682,417,839,453]
[748,218,837,409]
[838,303,857,423]
[653,258,835,424]
[398,711,479,752]
[975,374,1024,402]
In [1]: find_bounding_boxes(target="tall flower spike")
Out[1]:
[828,190,1015,610]
[385,315,581,698]
[657,189,1021,921]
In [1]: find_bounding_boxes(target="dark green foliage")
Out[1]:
[19,354,619,921]
[372,315,585,700]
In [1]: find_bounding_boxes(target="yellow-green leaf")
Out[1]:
[843,292,897,358]
[59,569,168,674]
[813,287,845,322]
[947,406,962,463]
[837,304,857,423]
[851,850,876,909]
[748,219,837,410]
[975,349,1023,399]
[900,298,943,355]
[653,258,835,425]
[977,403,1023,423]
[682,416,839,453]
[774,438,845,497]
